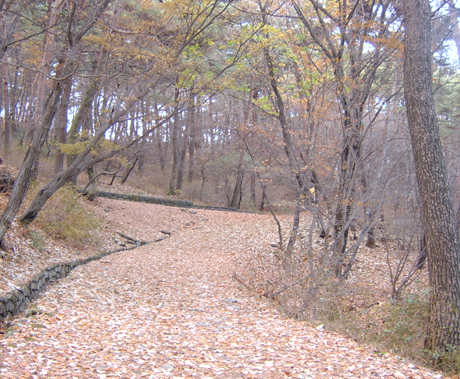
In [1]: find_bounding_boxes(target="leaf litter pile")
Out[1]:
[0,198,443,378]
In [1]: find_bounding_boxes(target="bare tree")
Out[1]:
[292,0,401,277]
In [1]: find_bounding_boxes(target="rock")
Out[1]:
[30,323,46,329]
[4,328,16,338]
[23,286,31,298]
[6,300,14,314]
[25,308,43,317]
[221,298,239,303]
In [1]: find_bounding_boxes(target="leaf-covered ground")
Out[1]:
[0,198,443,378]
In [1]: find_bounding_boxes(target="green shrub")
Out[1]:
[34,184,101,249]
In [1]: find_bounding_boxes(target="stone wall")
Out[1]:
[91,191,240,212]
[0,245,138,320]
[84,190,242,211]
[87,190,194,208]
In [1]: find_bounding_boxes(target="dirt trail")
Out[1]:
[0,199,443,378]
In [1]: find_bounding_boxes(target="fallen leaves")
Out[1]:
[0,199,445,378]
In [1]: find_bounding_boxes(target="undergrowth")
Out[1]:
[237,236,460,376]
[33,184,101,249]
[310,289,460,375]
[279,281,460,376]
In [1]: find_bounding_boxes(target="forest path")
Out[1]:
[0,199,442,378]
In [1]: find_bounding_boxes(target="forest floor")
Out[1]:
[0,194,446,378]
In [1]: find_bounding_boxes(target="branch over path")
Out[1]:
[0,200,442,378]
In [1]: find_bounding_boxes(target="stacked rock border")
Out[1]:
[82,190,239,212]
[0,244,144,320]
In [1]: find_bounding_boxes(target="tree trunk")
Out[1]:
[54,76,72,174]
[120,157,138,185]
[208,97,215,153]
[263,43,308,264]
[229,147,245,209]
[109,163,121,186]
[285,200,301,270]
[404,0,460,350]
[1,63,10,152]
[177,98,192,190]
[25,0,65,144]
[229,79,253,210]
[66,72,102,167]
[85,165,97,201]
[153,103,166,171]
[168,87,180,195]
[332,95,363,277]
[259,183,267,211]
[157,129,166,171]
[0,60,68,241]
[200,166,206,201]
[138,148,145,173]
[250,171,256,206]
[187,93,197,183]
[176,136,188,190]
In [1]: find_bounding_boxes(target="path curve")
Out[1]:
[0,200,443,378]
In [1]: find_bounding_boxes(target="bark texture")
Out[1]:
[404,0,460,349]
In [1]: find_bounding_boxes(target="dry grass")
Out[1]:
[233,212,459,376]
[33,184,102,249]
